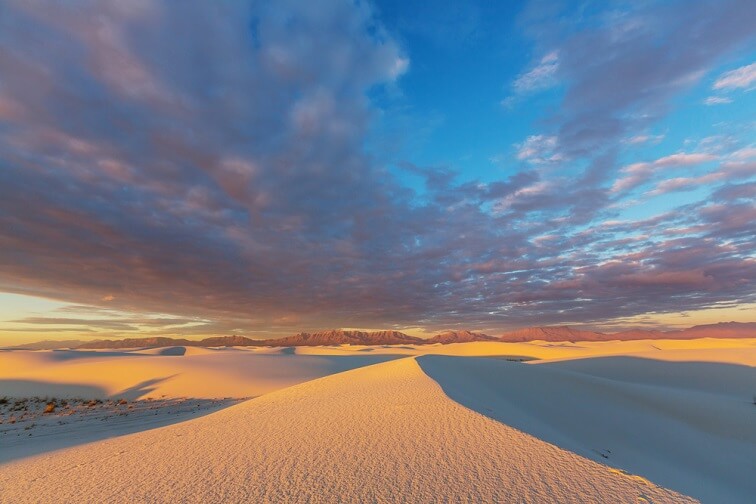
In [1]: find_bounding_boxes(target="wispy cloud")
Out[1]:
[703,96,733,105]
[713,62,756,90]
[612,152,718,194]
[515,135,562,164]
[501,50,560,108]
[514,51,560,94]
[626,134,665,145]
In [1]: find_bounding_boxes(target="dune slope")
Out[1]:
[418,355,756,504]
[0,357,693,503]
[0,347,400,399]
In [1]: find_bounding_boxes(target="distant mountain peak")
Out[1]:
[8,339,87,350]
[499,326,604,342]
[267,329,424,347]
[426,330,497,344]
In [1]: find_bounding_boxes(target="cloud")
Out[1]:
[626,134,665,145]
[729,146,756,161]
[704,96,733,105]
[515,135,562,164]
[502,50,560,108]
[646,172,724,196]
[0,0,754,336]
[654,153,718,166]
[9,313,211,336]
[508,0,753,233]
[513,51,560,94]
[522,0,756,159]
[612,152,717,194]
[0,0,414,326]
[701,62,756,106]
[11,317,140,332]
[713,62,756,90]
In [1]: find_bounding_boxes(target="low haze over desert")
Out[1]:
[0,0,754,503]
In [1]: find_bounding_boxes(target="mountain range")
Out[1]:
[7,322,755,350]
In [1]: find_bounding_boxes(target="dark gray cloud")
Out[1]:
[0,0,754,336]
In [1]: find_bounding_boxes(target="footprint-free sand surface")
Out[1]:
[0,338,754,503]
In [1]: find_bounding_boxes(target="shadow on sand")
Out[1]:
[0,379,107,399]
[416,355,756,504]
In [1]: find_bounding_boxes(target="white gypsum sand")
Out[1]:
[0,346,402,399]
[0,357,695,504]
[0,338,753,503]
[417,354,756,503]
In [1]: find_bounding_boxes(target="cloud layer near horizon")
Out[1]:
[0,0,754,336]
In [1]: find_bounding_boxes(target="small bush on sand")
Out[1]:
[11,400,27,412]
[43,402,56,414]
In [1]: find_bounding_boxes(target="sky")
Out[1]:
[0,0,754,344]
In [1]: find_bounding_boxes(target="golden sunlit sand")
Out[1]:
[1,338,754,503]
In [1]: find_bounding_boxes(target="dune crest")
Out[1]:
[0,357,695,503]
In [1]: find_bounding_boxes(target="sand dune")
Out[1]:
[295,337,756,365]
[0,357,694,503]
[0,346,400,399]
[418,355,756,503]
[1,339,753,502]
